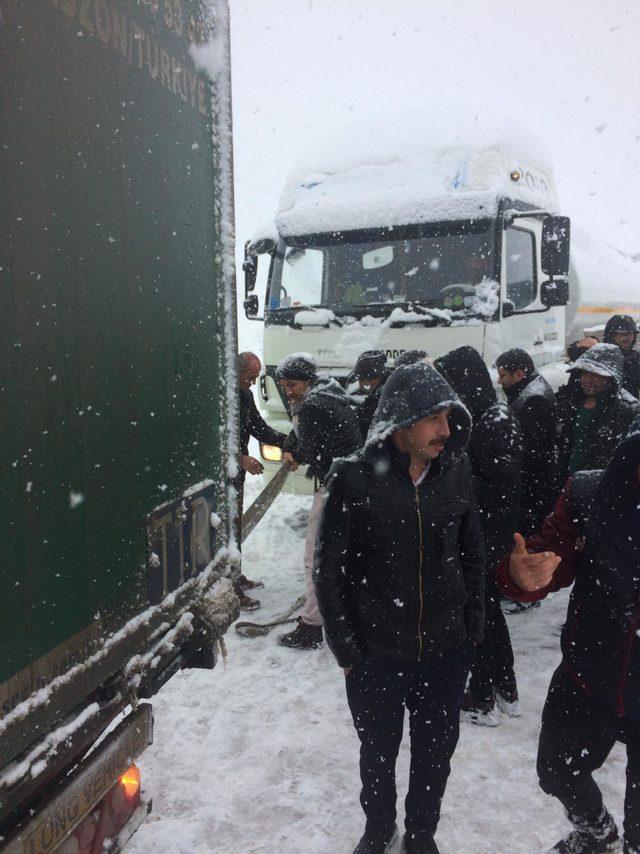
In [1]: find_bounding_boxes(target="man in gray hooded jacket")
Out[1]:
[556,343,639,485]
[314,362,484,854]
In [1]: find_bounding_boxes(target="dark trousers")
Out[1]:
[467,575,517,704]
[537,667,640,848]
[346,640,473,835]
[231,471,245,546]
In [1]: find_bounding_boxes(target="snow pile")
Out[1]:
[294,308,337,326]
[127,477,629,854]
[274,109,557,237]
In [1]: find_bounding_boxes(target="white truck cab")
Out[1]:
[244,144,575,492]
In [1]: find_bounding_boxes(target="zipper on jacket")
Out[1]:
[415,485,424,660]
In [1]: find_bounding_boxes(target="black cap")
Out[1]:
[354,349,387,380]
[604,314,638,341]
[495,348,535,376]
[275,352,318,382]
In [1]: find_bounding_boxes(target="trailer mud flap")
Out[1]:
[3,704,153,854]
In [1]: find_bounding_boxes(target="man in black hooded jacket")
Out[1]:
[496,348,558,535]
[353,349,392,438]
[603,314,640,399]
[314,362,484,854]
[498,418,640,854]
[434,346,523,725]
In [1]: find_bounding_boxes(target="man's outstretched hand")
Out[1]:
[507,532,561,593]
[241,454,264,475]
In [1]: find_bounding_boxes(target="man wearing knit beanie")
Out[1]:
[275,352,362,650]
[354,349,391,437]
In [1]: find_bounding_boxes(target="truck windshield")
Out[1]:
[267,222,494,316]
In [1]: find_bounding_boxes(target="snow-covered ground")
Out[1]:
[128,476,627,854]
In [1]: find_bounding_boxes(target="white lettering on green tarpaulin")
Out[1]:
[49,0,211,116]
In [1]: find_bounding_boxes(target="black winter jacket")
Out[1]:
[357,370,392,439]
[505,372,558,533]
[435,347,523,565]
[239,388,287,456]
[314,362,485,668]
[284,376,362,484]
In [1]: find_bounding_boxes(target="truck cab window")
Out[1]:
[272,246,324,309]
[506,227,537,310]
[267,225,494,316]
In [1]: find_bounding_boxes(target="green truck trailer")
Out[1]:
[0,1,239,850]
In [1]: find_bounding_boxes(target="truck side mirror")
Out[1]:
[244,294,260,318]
[541,216,571,277]
[540,279,569,308]
[502,299,515,319]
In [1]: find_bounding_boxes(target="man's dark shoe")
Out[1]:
[460,691,500,727]
[238,573,264,591]
[548,810,620,852]
[353,824,398,854]
[235,587,261,612]
[277,617,323,649]
[402,830,440,853]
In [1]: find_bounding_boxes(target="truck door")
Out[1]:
[492,217,564,371]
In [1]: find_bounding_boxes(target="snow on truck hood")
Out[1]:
[267,111,558,238]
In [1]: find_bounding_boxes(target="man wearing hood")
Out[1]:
[276,352,362,650]
[497,418,640,854]
[434,346,523,725]
[603,314,640,399]
[496,348,558,535]
[353,349,392,437]
[314,362,484,854]
[556,343,639,485]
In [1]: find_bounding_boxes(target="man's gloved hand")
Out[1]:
[283,451,299,471]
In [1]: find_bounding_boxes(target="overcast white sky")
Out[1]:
[229,0,639,260]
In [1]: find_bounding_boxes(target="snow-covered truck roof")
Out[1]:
[268,113,559,238]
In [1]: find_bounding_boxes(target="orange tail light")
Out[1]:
[118,764,141,799]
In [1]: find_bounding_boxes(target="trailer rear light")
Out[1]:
[261,443,283,462]
[118,764,141,800]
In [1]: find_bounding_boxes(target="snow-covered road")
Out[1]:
[127,479,626,854]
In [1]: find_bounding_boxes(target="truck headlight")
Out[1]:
[261,444,283,462]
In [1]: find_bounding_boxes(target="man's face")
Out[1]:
[580,370,612,398]
[612,331,635,353]
[497,367,526,389]
[464,255,489,285]
[239,357,261,391]
[358,377,381,393]
[279,378,311,403]
[397,409,451,461]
